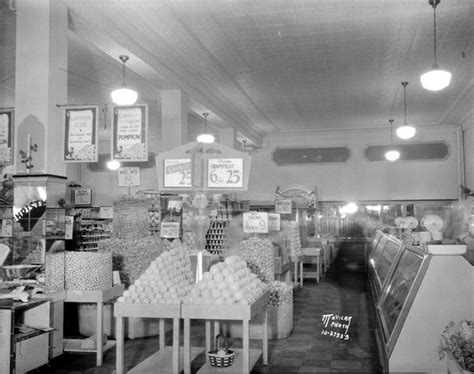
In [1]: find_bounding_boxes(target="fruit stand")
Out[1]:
[182,290,270,374]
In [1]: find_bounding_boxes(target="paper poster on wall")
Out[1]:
[160,222,181,239]
[0,109,13,164]
[112,104,148,162]
[64,106,98,162]
[163,159,192,188]
[243,212,269,233]
[275,199,292,214]
[65,216,74,240]
[207,158,243,188]
[268,213,281,231]
[118,167,141,187]
[1,219,12,237]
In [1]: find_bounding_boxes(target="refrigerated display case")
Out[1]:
[374,245,473,373]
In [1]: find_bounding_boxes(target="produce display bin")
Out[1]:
[182,290,270,374]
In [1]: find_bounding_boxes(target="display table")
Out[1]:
[182,291,270,374]
[64,284,124,366]
[114,302,201,374]
[302,247,322,283]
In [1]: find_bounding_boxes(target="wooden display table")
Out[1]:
[114,302,201,374]
[182,291,270,374]
[302,247,322,284]
[64,284,124,366]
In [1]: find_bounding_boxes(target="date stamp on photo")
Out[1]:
[321,313,352,340]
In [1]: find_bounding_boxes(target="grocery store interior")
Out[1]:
[0,0,473,373]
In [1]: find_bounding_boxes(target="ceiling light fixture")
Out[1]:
[420,0,451,91]
[385,119,400,162]
[111,55,138,105]
[196,113,215,143]
[107,159,121,170]
[396,82,416,140]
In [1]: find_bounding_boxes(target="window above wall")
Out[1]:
[365,142,449,162]
[272,147,350,166]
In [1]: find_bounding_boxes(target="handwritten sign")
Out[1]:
[275,199,292,214]
[160,222,181,239]
[321,313,352,341]
[64,106,98,162]
[118,167,141,186]
[99,207,114,219]
[243,212,268,233]
[268,213,281,231]
[207,158,243,188]
[164,159,192,188]
[0,109,13,164]
[113,104,148,161]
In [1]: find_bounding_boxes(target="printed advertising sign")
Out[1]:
[0,109,13,164]
[64,106,98,162]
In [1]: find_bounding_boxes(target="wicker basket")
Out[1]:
[207,335,235,368]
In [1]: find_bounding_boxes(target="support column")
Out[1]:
[216,127,238,149]
[14,0,68,176]
[160,89,188,152]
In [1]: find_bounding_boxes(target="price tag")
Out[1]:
[164,159,192,188]
[1,219,12,237]
[160,222,181,238]
[99,207,114,219]
[207,158,243,188]
[268,213,281,231]
[118,167,141,186]
[275,199,292,214]
[243,212,268,233]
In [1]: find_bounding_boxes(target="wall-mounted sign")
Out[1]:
[163,159,192,188]
[0,108,13,164]
[118,167,141,187]
[268,213,281,231]
[64,106,98,162]
[112,104,148,162]
[160,222,181,239]
[275,199,292,214]
[71,188,92,206]
[207,158,243,188]
[1,219,12,237]
[243,212,268,234]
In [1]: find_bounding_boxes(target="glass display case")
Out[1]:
[373,235,403,288]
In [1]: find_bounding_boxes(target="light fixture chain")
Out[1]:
[433,4,438,66]
[122,61,126,87]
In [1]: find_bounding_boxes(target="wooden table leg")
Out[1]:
[159,318,165,351]
[262,310,268,365]
[205,320,212,352]
[213,321,220,340]
[293,262,297,285]
[116,315,124,374]
[316,255,320,284]
[243,319,250,374]
[96,301,103,366]
[299,261,303,287]
[172,317,180,374]
[183,318,191,374]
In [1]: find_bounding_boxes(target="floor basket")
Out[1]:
[207,335,235,368]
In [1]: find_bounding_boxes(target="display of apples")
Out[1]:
[240,237,275,283]
[282,221,303,258]
[267,281,293,307]
[148,203,161,231]
[117,245,194,304]
[182,210,195,231]
[183,255,268,305]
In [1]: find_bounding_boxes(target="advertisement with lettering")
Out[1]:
[207,158,243,188]
[164,159,192,188]
[0,109,13,164]
[118,167,141,187]
[113,104,148,161]
[243,212,269,234]
[275,199,292,214]
[64,106,98,162]
[268,213,281,231]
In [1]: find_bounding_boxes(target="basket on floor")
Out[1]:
[207,335,235,368]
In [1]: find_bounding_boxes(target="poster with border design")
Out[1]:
[64,105,98,162]
[0,108,13,165]
[112,104,148,162]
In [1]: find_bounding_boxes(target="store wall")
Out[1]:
[245,125,460,203]
[463,113,474,189]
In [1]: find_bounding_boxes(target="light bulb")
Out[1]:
[196,133,215,143]
[107,159,121,170]
[420,69,451,91]
[385,150,400,162]
[396,125,416,140]
[111,87,138,105]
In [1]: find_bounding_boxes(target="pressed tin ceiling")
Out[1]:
[1,1,474,144]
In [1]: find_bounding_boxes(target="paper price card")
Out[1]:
[163,159,192,188]
[207,158,243,188]
[118,167,141,187]
[275,199,292,214]
[243,212,268,233]
[268,213,281,231]
[160,222,181,239]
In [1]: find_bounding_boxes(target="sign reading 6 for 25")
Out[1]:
[207,158,243,188]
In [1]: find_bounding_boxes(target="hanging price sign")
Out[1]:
[207,158,243,188]
[163,159,192,188]
[268,213,281,231]
[275,199,292,214]
[160,222,181,239]
[243,212,268,233]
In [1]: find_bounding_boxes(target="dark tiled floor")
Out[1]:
[43,260,381,373]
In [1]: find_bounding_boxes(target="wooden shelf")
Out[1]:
[65,284,125,303]
[128,347,203,374]
[64,338,115,353]
[197,349,262,374]
[114,302,181,319]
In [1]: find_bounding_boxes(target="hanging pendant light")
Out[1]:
[111,55,138,105]
[385,119,400,162]
[420,0,451,91]
[396,82,416,140]
[107,159,121,170]
[196,113,215,143]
